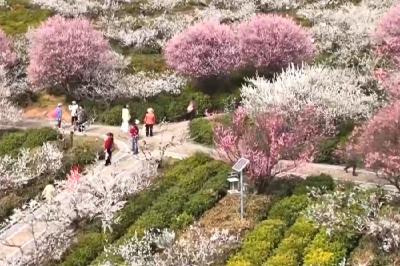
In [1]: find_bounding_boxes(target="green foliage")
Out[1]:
[61,232,106,266]
[268,195,309,226]
[293,174,335,195]
[314,121,355,164]
[0,127,58,157]
[303,231,349,266]
[129,53,166,73]
[264,217,318,266]
[61,154,228,266]
[227,219,287,266]
[264,176,305,197]
[97,87,211,125]
[189,118,214,146]
[0,1,51,35]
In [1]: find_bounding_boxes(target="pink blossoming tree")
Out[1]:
[237,15,315,72]
[374,3,400,67]
[358,100,400,191]
[0,30,17,67]
[164,21,240,78]
[215,107,331,190]
[27,15,116,92]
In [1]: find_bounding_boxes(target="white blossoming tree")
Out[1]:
[0,142,63,194]
[240,64,380,122]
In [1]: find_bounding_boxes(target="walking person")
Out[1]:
[41,179,56,204]
[77,106,88,132]
[121,104,131,133]
[130,119,140,155]
[143,108,156,137]
[186,97,197,120]
[55,103,63,129]
[104,132,114,166]
[68,100,79,129]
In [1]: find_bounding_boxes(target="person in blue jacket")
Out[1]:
[55,103,63,128]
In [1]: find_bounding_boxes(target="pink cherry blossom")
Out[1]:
[237,14,315,72]
[164,21,240,78]
[27,15,116,90]
[0,30,17,67]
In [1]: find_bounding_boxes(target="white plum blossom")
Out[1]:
[241,64,380,122]
[0,142,63,193]
[119,71,186,99]
[367,209,400,252]
[194,2,256,22]
[298,2,392,69]
[106,225,240,266]
[31,0,133,16]
[0,0,7,7]
[0,161,155,264]
[98,14,193,49]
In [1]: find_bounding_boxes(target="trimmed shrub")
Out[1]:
[303,231,349,266]
[189,118,214,146]
[293,174,335,195]
[268,195,309,226]
[0,127,58,156]
[61,155,212,265]
[265,217,318,266]
[227,219,287,266]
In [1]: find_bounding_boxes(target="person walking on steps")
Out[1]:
[144,108,156,137]
[104,132,114,166]
[55,103,63,129]
[68,100,79,129]
[130,119,140,155]
[121,104,131,133]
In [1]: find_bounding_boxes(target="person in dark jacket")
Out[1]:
[104,132,114,166]
[130,119,140,155]
[77,106,88,132]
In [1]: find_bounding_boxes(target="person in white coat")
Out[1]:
[68,100,79,129]
[121,104,131,133]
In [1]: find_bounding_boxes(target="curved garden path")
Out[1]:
[0,117,397,264]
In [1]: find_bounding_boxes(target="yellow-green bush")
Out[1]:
[303,231,348,266]
[227,219,286,266]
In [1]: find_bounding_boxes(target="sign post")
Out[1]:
[232,158,250,220]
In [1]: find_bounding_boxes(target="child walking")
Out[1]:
[104,132,114,166]
[130,119,140,155]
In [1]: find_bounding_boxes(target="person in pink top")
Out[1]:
[143,108,156,137]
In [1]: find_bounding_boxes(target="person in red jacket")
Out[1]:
[104,132,114,166]
[143,108,156,137]
[130,119,140,155]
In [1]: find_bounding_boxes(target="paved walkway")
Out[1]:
[0,118,397,264]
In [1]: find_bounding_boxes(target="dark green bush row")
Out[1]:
[264,217,318,266]
[189,118,214,146]
[293,174,335,195]
[93,158,229,264]
[59,155,218,266]
[267,195,309,226]
[303,231,353,266]
[93,88,211,126]
[227,194,310,266]
[0,127,58,157]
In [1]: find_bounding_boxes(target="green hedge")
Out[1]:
[227,219,287,266]
[0,127,58,156]
[189,118,214,146]
[303,231,350,266]
[293,174,335,195]
[60,154,224,266]
[227,194,310,266]
[267,194,309,226]
[93,158,229,264]
[264,217,318,266]
[97,88,211,126]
